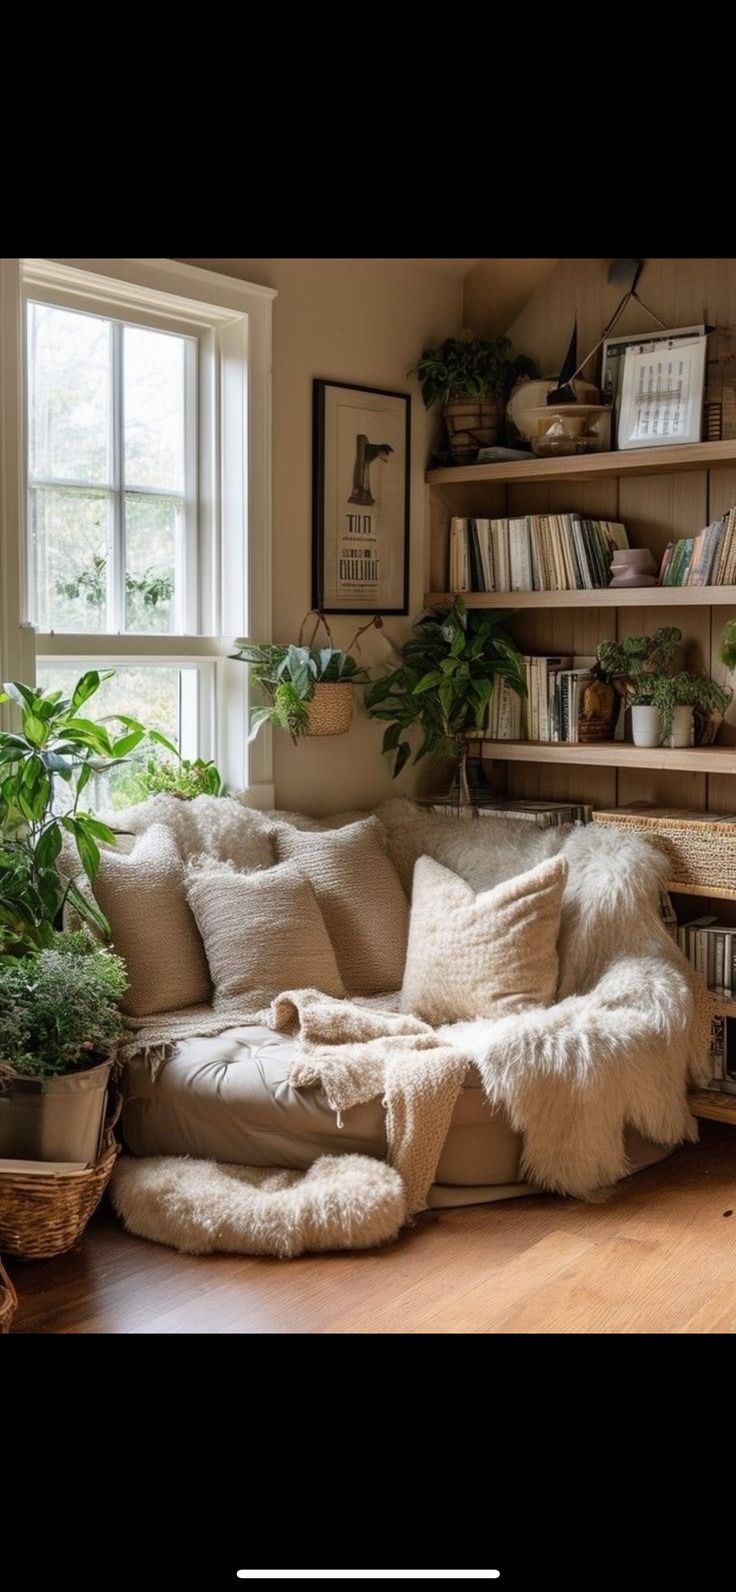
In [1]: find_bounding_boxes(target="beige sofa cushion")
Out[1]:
[400,853,568,1024]
[185,859,345,1010]
[91,823,212,1017]
[273,817,409,995]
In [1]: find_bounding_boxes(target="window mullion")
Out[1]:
[109,319,125,631]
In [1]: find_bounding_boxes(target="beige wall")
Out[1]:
[463,259,558,338]
[181,258,462,814]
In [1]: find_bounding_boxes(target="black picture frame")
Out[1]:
[312,378,411,615]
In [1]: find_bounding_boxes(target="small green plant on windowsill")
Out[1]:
[137,745,224,800]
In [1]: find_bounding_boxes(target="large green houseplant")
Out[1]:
[364,597,526,798]
[410,333,536,463]
[0,671,148,1163]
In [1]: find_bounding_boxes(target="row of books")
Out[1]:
[705,1016,736,1093]
[678,914,736,995]
[489,654,602,744]
[449,515,630,594]
[658,503,736,586]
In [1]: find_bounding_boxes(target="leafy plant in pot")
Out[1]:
[0,671,149,1164]
[624,670,732,748]
[232,612,375,744]
[410,333,536,464]
[364,597,526,800]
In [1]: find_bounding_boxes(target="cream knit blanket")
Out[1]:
[120,990,468,1215]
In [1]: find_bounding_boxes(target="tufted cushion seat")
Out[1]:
[121,1024,672,1207]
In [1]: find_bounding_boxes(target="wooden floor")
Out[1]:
[7,1122,736,1334]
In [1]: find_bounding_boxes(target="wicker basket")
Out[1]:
[0,1259,17,1332]
[592,806,736,893]
[0,1091,120,1261]
[305,682,354,736]
[444,398,500,462]
[298,610,355,737]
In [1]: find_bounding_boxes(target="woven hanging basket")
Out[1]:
[0,1259,17,1332]
[298,610,355,738]
[0,1086,121,1261]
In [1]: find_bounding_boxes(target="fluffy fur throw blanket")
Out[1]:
[112,795,707,1206]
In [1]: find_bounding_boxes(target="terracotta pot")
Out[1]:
[444,397,500,463]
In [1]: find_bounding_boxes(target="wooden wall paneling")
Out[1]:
[618,470,708,568]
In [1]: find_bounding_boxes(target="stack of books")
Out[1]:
[678,914,736,994]
[449,515,629,593]
[476,799,593,828]
[658,503,736,586]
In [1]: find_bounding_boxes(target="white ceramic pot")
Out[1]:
[666,705,693,748]
[631,705,661,747]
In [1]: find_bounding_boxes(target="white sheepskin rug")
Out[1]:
[111,1153,407,1258]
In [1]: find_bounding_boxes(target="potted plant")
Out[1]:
[0,670,151,1164]
[364,597,526,799]
[624,670,732,748]
[136,743,223,800]
[410,333,536,463]
[0,933,127,1163]
[232,612,373,744]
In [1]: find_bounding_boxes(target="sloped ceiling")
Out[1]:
[463,259,559,335]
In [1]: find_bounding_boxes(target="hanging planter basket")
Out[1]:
[298,610,356,737]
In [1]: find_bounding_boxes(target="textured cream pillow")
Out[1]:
[91,823,212,1017]
[274,817,409,995]
[185,859,345,1010]
[400,853,568,1024]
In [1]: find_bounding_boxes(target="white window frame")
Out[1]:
[0,256,276,806]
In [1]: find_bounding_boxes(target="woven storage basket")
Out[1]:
[0,1258,17,1332]
[305,682,353,736]
[0,1090,120,1261]
[592,807,736,893]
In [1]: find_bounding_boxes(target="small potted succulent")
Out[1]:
[410,333,536,463]
[232,612,373,743]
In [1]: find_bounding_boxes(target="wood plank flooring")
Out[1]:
[6,1122,736,1334]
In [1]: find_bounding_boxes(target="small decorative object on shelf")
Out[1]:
[528,404,611,458]
[609,548,658,588]
[410,333,536,465]
[232,611,377,744]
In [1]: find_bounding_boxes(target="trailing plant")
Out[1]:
[0,671,148,956]
[0,931,127,1078]
[410,333,536,410]
[56,555,174,614]
[364,597,526,778]
[720,620,736,672]
[597,627,682,696]
[137,749,223,800]
[628,669,732,744]
[231,640,370,745]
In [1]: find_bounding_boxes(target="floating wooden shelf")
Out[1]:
[479,741,736,773]
[666,881,736,902]
[426,438,736,487]
[688,1089,736,1124]
[425,587,736,610]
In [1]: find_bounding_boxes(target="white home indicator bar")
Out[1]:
[236,1574,501,1582]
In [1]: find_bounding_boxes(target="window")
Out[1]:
[0,257,275,805]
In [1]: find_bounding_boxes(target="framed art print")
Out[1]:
[312,379,410,614]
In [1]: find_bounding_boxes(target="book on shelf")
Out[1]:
[449,514,629,594]
[703,1015,736,1093]
[656,502,736,586]
[678,916,736,997]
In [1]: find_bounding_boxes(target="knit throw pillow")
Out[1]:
[273,817,409,995]
[400,853,568,1024]
[185,859,345,1010]
[91,824,212,1017]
